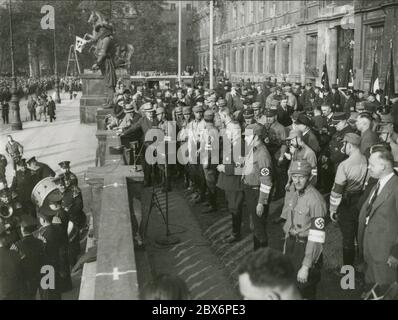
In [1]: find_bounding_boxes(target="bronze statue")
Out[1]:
[80,11,134,108]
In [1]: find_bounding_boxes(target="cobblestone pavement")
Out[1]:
[144,178,362,300]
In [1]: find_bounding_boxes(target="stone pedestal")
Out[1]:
[80,72,107,124]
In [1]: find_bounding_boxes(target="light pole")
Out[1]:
[178,1,182,85]
[209,0,214,90]
[8,0,22,130]
[53,25,61,103]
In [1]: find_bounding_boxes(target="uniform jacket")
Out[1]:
[13,235,45,293]
[0,247,23,300]
[11,169,36,203]
[281,184,327,268]
[242,142,273,204]
[122,116,155,141]
[358,174,398,285]
[216,138,244,192]
[360,129,380,159]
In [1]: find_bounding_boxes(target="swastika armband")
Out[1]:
[260,167,271,177]
[308,217,326,243]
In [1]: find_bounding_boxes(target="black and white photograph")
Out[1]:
[0,0,397,303]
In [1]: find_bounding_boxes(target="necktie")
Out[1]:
[365,181,380,226]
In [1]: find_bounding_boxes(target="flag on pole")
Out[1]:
[384,40,395,103]
[369,46,379,94]
[321,54,330,91]
[75,36,87,53]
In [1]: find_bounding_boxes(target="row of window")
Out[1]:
[229,1,300,29]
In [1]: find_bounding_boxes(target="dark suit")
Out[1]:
[276,105,292,127]
[11,169,36,217]
[14,235,46,300]
[358,174,398,285]
[121,116,156,184]
[360,129,380,159]
[47,100,56,122]
[0,247,23,300]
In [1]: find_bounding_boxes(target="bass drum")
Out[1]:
[31,177,59,208]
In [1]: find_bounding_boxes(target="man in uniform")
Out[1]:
[58,161,78,187]
[217,108,244,243]
[295,114,320,155]
[284,130,318,188]
[280,160,327,299]
[242,123,273,250]
[5,135,23,171]
[0,153,7,184]
[39,191,72,295]
[318,112,354,193]
[356,113,380,158]
[200,110,219,214]
[264,109,288,199]
[27,156,55,183]
[329,133,368,267]
[243,108,255,128]
[58,178,85,267]
[252,102,266,125]
[11,215,45,300]
[1,99,9,124]
[0,223,23,300]
[185,105,206,204]
[11,159,36,217]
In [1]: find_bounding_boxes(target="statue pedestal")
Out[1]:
[79,71,132,124]
[80,72,108,124]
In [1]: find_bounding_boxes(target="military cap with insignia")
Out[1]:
[364,102,377,113]
[156,106,165,115]
[343,133,361,146]
[331,112,349,122]
[252,102,261,110]
[174,106,183,115]
[142,102,155,112]
[17,158,27,167]
[295,114,312,127]
[244,123,265,139]
[182,106,192,115]
[192,105,204,113]
[265,109,277,117]
[58,161,71,169]
[204,110,214,121]
[123,89,131,95]
[217,99,227,108]
[289,160,312,176]
[26,156,37,164]
[243,108,254,119]
[124,104,135,113]
[195,95,205,103]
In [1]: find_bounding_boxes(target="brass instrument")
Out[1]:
[0,204,13,219]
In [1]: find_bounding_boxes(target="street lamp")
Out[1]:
[8,0,22,130]
[53,25,61,103]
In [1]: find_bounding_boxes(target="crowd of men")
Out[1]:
[106,76,398,299]
[0,135,86,300]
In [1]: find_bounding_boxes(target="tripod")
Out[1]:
[143,137,180,246]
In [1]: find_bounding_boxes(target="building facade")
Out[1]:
[192,0,398,91]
